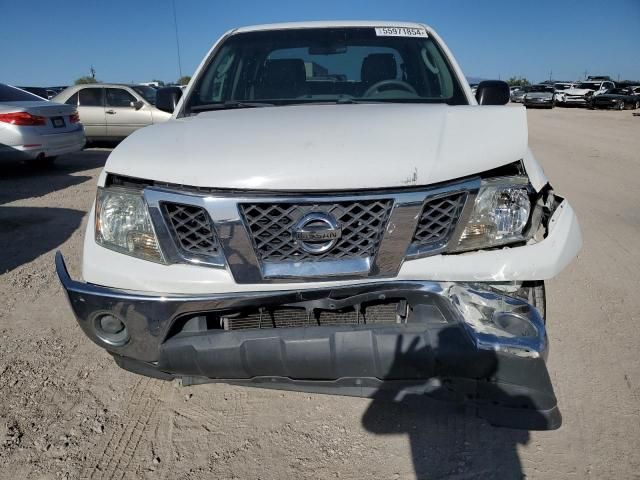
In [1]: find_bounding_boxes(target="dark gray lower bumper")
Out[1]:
[56,252,559,429]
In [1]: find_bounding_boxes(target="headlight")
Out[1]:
[455,176,532,251]
[95,187,164,262]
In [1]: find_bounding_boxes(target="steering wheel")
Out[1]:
[363,79,417,97]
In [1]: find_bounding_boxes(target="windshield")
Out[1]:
[131,85,157,105]
[575,82,600,90]
[554,83,571,90]
[0,83,45,102]
[186,27,466,111]
[529,85,554,93]
[606,88,628,95]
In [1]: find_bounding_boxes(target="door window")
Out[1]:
[78,88,104,106]
[65,92,79,106]
[106,88,137,107]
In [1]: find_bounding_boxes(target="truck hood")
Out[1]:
[105,103,529,191]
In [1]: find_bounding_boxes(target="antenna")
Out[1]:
[172,0,183,79]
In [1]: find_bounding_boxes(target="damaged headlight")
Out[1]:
[95,188,164,262]
[456,176,533,251]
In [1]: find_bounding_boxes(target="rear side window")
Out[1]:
[0,83,43,102]
[78,88,104,107]
[106,88,137,107]
[65,92,79,106]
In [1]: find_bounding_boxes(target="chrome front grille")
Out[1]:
[163,203,219,257]
[143,176,479,282]
[239,200,393,263]
[411,193,467,251]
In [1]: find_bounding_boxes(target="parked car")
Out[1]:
[16,86,49,99]
[510,86,528,103]
[130,84,159,105]
[590,87,640,110]
[52,84,171,142]
[56,21,582,430]
[523,84,556,108]
[553,83,573,105]
[563,80,615,106]
[0,83,85,164]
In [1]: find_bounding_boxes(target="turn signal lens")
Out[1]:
[0,111,46,126]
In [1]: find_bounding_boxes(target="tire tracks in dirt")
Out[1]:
[82,377,167,480]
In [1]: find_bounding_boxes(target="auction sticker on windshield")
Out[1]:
[375,26,428,37]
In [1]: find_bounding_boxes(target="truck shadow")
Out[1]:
[0,206,84,273]
[361,333,550,479]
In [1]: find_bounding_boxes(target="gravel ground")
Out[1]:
[0,107,638,479]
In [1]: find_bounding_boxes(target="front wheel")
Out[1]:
[515,281,546,322]
[617,102,625,110]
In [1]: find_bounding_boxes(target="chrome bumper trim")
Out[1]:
[56,252,547,364]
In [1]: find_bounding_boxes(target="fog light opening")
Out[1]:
[94,313,129,346]
[492,312,537,338]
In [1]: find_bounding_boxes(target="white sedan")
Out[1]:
[0,83,85,165]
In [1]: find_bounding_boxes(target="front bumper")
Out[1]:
[564,97,589,105]
[57,252,560,429]
[524,98,554,107]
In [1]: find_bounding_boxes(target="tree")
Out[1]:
[151,79,165,87]
[506,76,531,87]
[75,76,99,85]
[177,75,191,86]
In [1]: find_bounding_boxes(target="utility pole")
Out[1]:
[90,65,96,79]
[549,70,552,81]
[172,0,183,79]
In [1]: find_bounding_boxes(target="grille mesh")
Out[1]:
[164,203,219,256]
[411,193,467,249]
[222,301,404,331]
[240,200,393,263]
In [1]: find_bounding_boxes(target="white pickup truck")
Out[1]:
[56,21,582,430]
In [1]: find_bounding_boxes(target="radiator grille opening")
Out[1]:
[163,203,219,257]
[219,300,407,331]
[410,193,467,250]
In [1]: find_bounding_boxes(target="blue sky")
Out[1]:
[2,0,639,86]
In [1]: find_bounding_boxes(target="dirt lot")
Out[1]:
[1,107,639,479]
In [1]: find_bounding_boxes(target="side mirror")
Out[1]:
[475,80,510,105]
[131,100,144,110]
[156,86,183,113]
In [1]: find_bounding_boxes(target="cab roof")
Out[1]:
[233,20,430,33]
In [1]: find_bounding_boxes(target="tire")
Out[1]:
[617,102,625,111]
[635,101,640,110]
[515,281,546,322]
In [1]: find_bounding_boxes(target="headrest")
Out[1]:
[361,54,397,85]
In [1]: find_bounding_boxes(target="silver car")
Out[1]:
[0,84,85,164]
[52,84,171,141]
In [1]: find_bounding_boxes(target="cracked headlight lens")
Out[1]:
[95,188,164,262]
[456,176,532,251]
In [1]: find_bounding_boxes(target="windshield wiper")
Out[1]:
[190,101,274,112]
